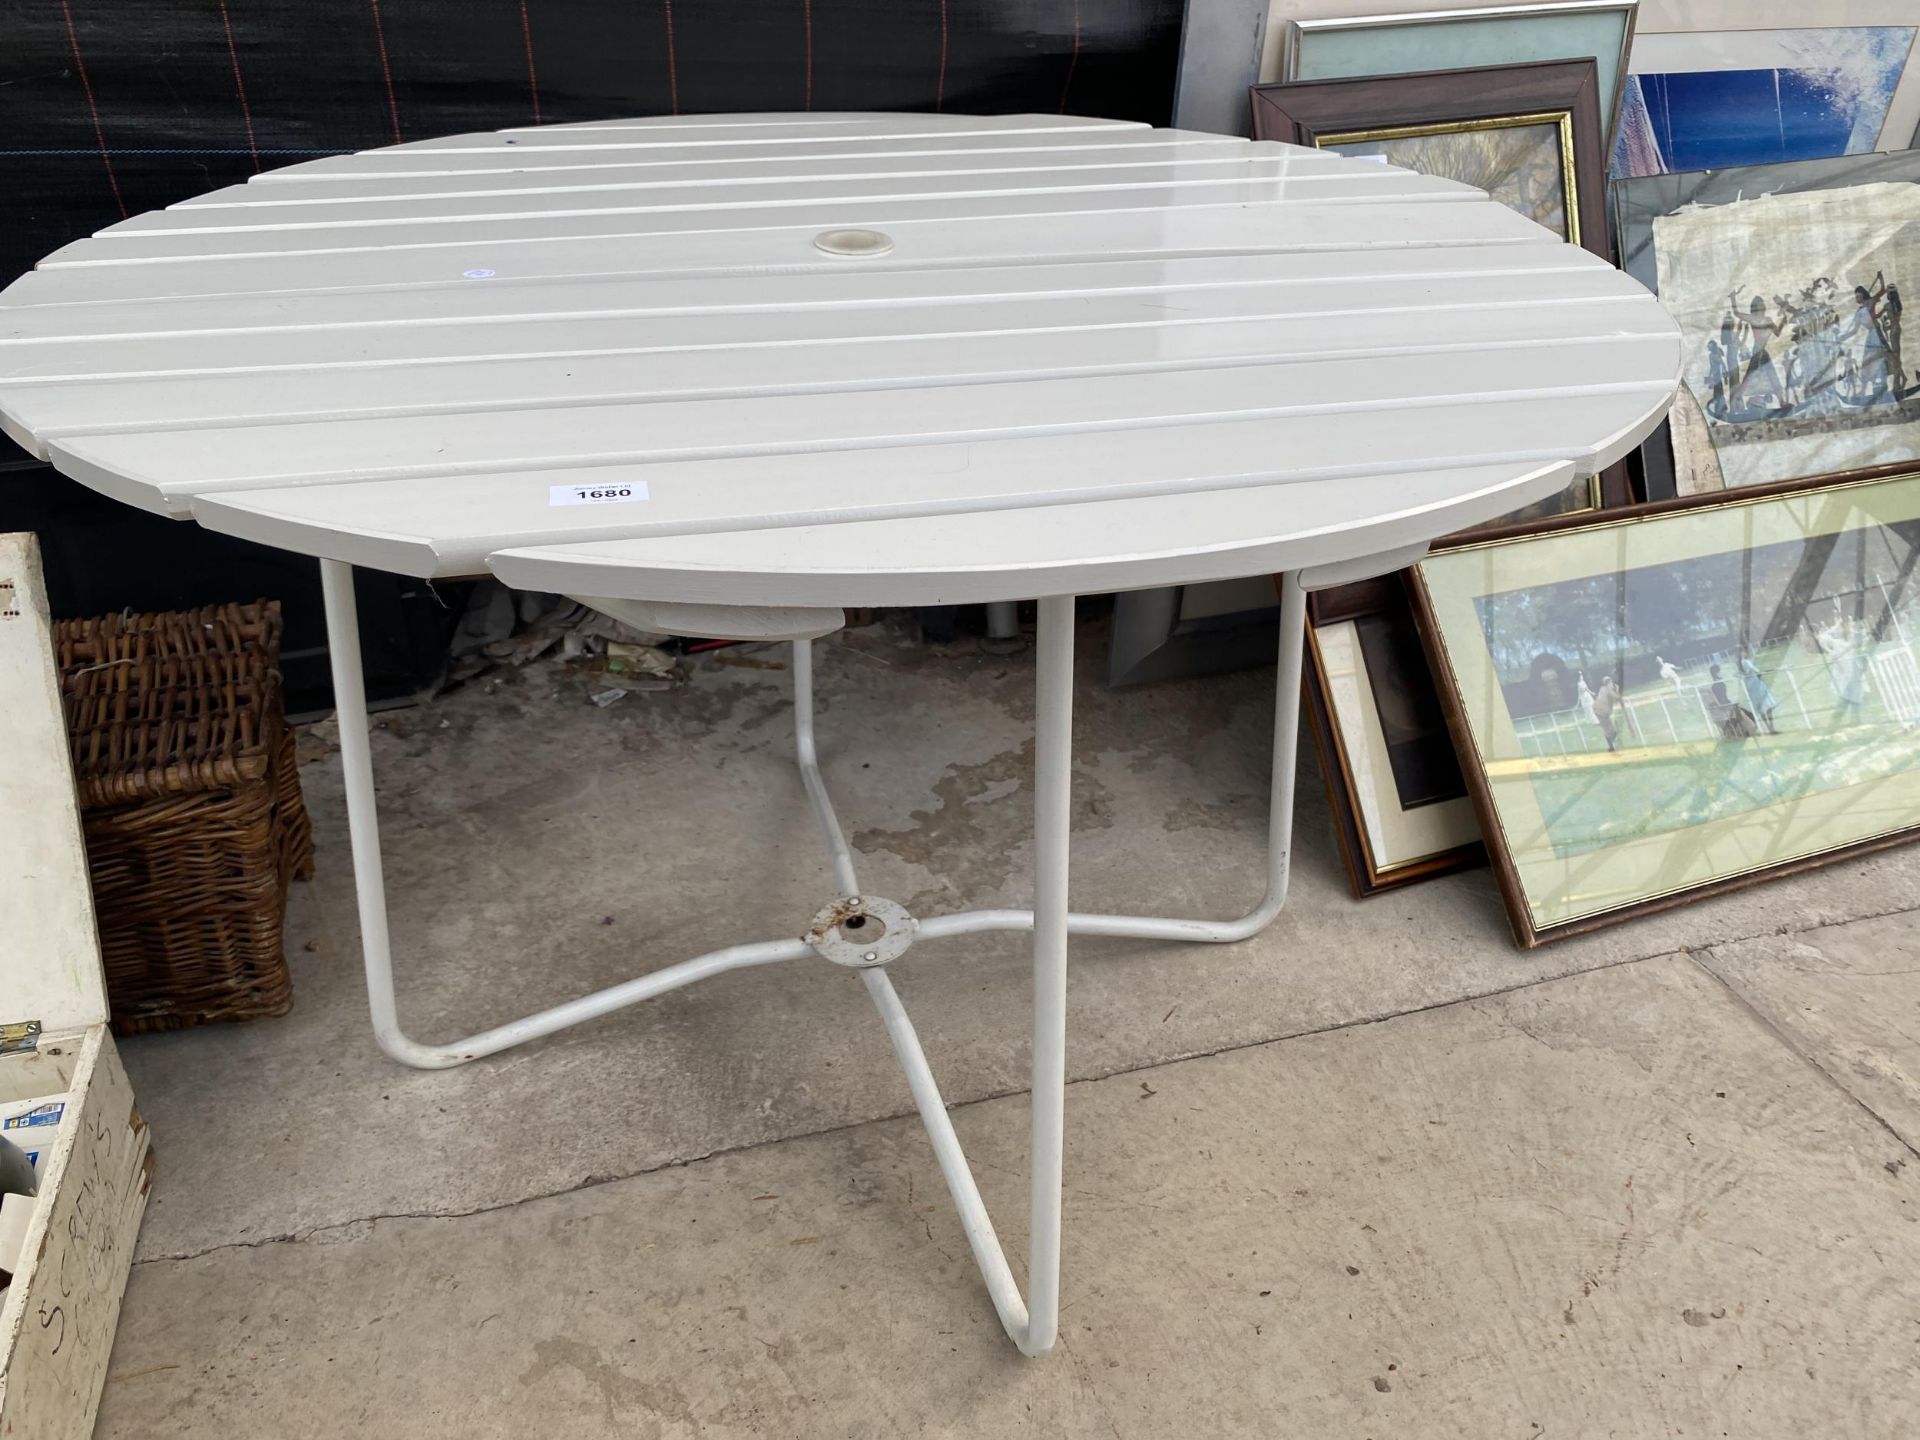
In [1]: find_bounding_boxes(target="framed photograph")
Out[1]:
[1265,1,1638,150]
[1306,576,1482,896]
[1615,2,1920,178]
[1410,468,1920,946]
[1616,151,1920,501]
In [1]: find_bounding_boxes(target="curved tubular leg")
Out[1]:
[792,639,860,897]
[319,560,808,1069]
[915,570,1307,948]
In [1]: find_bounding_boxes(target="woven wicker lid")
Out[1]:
[56,600,287,807]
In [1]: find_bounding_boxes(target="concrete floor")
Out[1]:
[95,615,1920,1437]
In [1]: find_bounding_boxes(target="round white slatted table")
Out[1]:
[0,111,1678,1356]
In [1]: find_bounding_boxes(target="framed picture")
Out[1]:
[1616,151,1920,501]
[1265,1,1639,150]
[1409,467,1920,947]
[1251,57,1609,257]
[1305,576,1482,895]
[1615,1,1920,178]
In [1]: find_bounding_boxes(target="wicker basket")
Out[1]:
[55,599,315,1033]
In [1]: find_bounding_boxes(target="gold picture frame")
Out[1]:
[1316,110,1583,247]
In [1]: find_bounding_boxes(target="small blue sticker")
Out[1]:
[463,268,497,279]
[2,1102,64,1130]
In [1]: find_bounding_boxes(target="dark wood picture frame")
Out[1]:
[1252,57,1612,260]
[1304,574,1486,896]
[1406,462,1920,946]
[1252,58,1631,893]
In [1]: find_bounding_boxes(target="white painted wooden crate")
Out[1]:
[0,532,152,1439]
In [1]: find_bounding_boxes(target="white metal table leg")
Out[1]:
[792,635,859,897]
[914,570,1307,946]
[1025,591,1074,1354]
[318,560,811,1068]
[854,594,1076,1356]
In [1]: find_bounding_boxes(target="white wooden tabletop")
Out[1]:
[0,112,1679,606]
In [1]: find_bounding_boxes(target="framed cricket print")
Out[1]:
[1616,151,1920,500]
[1409,467,1920,946]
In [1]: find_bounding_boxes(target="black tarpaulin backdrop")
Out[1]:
[0,0,1182,706]
[3,0,1183,291]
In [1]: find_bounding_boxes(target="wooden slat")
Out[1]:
[498,112,1135,133]
[6,201,1557,305]
[202,140,1289,205]
[374,114,1144,153]
[0,260,1647,378]
[113,164,1472,236]
[3,207,1574,311]
[217,135,1282,198]
[76,181,1488,267]
[0,245,1614,339]
[497,112,1057,131]
[0,305,1673,453]
[182,389,1669,577]
[258,126,1242,182]
[484,459,1583,607]
[52,342,1676,516]
[16,202,1553,314]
